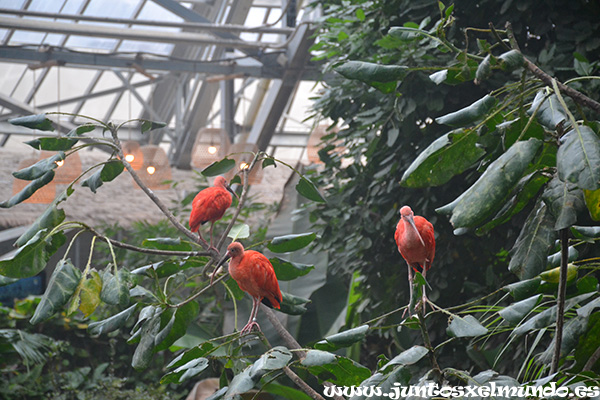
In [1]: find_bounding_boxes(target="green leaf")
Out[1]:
[557,125,600,191]
[166,342,216,370]
[30,259,81,325]
[267,232,317,253]
[67,124,96,137]
[79,271,102,317]
[1,170,56,208]
[15,204,65,247]
[583,188,600,220]
[296,177,326,203]
[435,95,496,127]
[100,269,130,307]
[335,61,409,83]
[25,137,78,151]
[301,350,371,386]
[498,49,525,71]
[429,69,448,85]
[546,247,578,269]
[160,357,209,384]
[263,383,312,400]
[498,294,542,324]
[437,138,542,229]
[13,152,64,180]
[314,325,369,351]
[132,314,161,370]
[225,368,255,398]
[154,301,199,352]
[0,229,66,278]
[140,120,167,133]
[262,157,276,169]
[142,237,192,251]
[381,345,429,370]
[572,225,600,241]
[82,160,124,193]
[508,200,556,279]
[0,275,18,287]
[401,129,485,188]
[475,54,491,83]
[386,127,400,147]
[528,91,568,130]
[201,158,235,177]
[355,8,365,21]
[279,292,311,315]
[269,257,314,281]
[88,304,137,336]
[227,224,250,241]
[250,346,293,379]
[447,315,488,338]
[542,176,585,230]
[503,277,542,301]
[9,114,54,131]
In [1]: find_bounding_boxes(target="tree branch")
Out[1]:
[109,126,213,253]
[504,22,600,114]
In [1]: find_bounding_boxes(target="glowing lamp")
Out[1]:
[147,166,156,175]
[125,154,135,163]
[207,145,218,155]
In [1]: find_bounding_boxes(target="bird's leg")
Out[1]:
[208,222,218,252]
[420,268,428,314]
[403,263,415,317]
[197,231,210,248]
[241,297,261,334]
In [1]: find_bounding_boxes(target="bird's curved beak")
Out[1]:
[405,214,426,247]
[210,251,232,286]
[226,183,240,201]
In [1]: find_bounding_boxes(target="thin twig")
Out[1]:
[282,366,327,400]
[262,305,306,359]
[417,310,442,376]
[551,228,569,374]
[109,126,212,252]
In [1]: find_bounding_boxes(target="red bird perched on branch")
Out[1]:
[394,205,436,315]
[220,242,282,334]
[189,176,236,249]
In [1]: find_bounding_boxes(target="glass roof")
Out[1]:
[0,0,322,166]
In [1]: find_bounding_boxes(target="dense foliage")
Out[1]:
[1,0,600,398]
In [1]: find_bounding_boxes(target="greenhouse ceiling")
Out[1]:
[0,0,324,168]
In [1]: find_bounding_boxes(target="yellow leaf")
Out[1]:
[584,188,600,221]
[80,271,103,317]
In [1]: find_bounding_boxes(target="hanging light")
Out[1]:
[12,157,56,204]
[191,128,231,170]
[225,141,263,185]
[47,150,82,185]
[122,141,144,170]
[133,145,171,190]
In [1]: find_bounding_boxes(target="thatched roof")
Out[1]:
[0,143,294,230]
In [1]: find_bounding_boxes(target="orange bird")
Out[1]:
[394,205,435,315]
[189,176,235,249]
[221,242,282,334]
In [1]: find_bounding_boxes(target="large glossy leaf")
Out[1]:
[335,61,409,83]
[9,114,54,131]
[475,54,492,83]
[437,138,542,229]
[154,301,199,352]
[15,204,65,247]
[267,232,317,253]
[540,315,590,363]
[270,257,314,281]
[225,368,255,398]
[296,177,326,203]
[498,294,542,325]
[503,277,542,301]
[166,342,216,370]
[401,129,485,187]
[79,271,102,317]
[82,160,124,193]
[141,120,167,133]
[160,357,209,385]
[25,137,78,151]
[67,124,96,137]
[315,325,369,351]
[546,247,578,269]
[13,152,64,180]
[573,314,600,373]
[0,170,56,208]
[301,350,371,386]
[508,201,556,279]
[0,229,66,279]
[132,313,161,370]
[201,158,235,177]
[435,95,496,127]
[227,224,250,241]
[498,49,525,70]
[88,304,137,336]
[557,125,600,191]
[542,176,585,230]
[539,263,578,283]
[279,292,311,315]
[381,345,429,370]
[101,269,130,307]
[30,259,81,325]
[249,346,293,379]
[447,315,488,338]
[572,225,600,242]
[528,91,567,130]
[142,237,192,252]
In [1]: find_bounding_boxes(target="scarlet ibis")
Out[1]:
[189,176,235,249]
[221,242,282,334]
[394,205,435,315]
